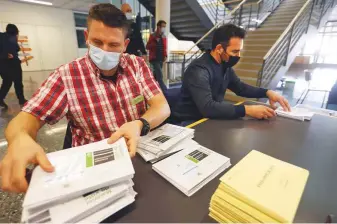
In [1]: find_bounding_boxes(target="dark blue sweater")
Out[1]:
[173,52,268,121]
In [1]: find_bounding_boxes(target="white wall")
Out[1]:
[0,0,78,71]
[167,33,199,52]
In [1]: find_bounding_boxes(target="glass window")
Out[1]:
[76,30,87,48]
[74,13,88,28]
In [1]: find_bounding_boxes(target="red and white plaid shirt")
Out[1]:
[22,53,161,147]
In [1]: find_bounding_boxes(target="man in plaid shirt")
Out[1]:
[0,4,170,193]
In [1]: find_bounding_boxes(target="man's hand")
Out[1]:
[245,105,276,119]
[108,120,143,157]
[0,134,54,193]
[163,56,167,62]
[8,54,13,59]
[141,55,147,62]
[266,90,291,112]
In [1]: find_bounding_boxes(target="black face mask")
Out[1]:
[223,55,240,68]
[219,46,240,68]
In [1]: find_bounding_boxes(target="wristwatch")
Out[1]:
[137,118,150,136]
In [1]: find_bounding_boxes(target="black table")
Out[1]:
[106,102,337,223]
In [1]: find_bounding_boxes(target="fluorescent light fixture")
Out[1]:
[20,0,53,6]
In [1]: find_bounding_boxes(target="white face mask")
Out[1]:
[125,13,133,20]
[161,27,166,34]
[88,44,121,71]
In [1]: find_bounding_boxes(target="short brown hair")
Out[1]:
[87,3,129,37]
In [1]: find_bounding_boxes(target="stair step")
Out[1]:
[247,32,281,37]
[171,16,198,23]
[241,50,268,58]
[262,20,292,26]
[240,56,264,64]
[249,29,283,35]
[171,10,195,17]
[245,40,276,46]
[235,69,260,78]
[175,27,207,32]
[171,4,190,11]
[171,22,203,28]
[235,62,263,70]
[244,44,273,51]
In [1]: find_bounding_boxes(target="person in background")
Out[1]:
[0,24,27,109]
[121,3,147,60]
[173,24,290,125]
[0,4,170,193]
[146,20,167,92]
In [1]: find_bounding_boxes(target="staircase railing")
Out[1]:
[198,0,227,24]
[181,0,284,77]
[317,0,335,27]
[181,0,248,77]
[226,0,284,29]
[258,0,334,88]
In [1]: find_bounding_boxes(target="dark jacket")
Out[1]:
[0,33,19,61]
[126,20,146,56]
[173,52,268,121]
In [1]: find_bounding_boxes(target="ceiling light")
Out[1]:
[20,0,53,6]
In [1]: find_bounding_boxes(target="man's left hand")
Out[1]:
[266,90,291,112]
[107,120,143,157]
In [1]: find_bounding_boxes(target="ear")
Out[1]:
[216,44,224,54]
[124,38,130,52]
[84,29,89,46]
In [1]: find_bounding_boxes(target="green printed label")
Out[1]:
[131,95,144,105]
[185,155,199,164]
[185,149,209,164]
[86,152,93,168]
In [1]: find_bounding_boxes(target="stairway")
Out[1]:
[225,0,308,102]
[138,0,214,50]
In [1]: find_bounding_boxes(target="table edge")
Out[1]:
[185,100,246,128]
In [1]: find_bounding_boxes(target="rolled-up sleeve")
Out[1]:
[22,70,68,125]
[186,66,245,119]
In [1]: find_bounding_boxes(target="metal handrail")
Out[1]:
[263,0,313,60]
[259,0,334,88]
[184,0,248,56]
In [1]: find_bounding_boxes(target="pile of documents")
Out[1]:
[21,138,136,224]
[209,150,309,223]
[153,143,231,196]
[294,104,337,117]
[276,107,315,121]
[137,124,195,163]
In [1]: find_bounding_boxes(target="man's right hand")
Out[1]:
[8,54,13,59]
[0,134,54,193]
[245,105,276,119]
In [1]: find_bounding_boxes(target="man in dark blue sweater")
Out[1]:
[0,24,27,109]
[173,24,290,123]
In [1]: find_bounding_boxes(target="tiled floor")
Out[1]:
[0,67,337,222]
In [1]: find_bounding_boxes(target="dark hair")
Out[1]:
[157,20,166,27]
[6,24,19,36]
[88,3,129,37]
[211,24,246,49]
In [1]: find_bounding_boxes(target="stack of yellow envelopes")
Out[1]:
[209,150,309,223]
